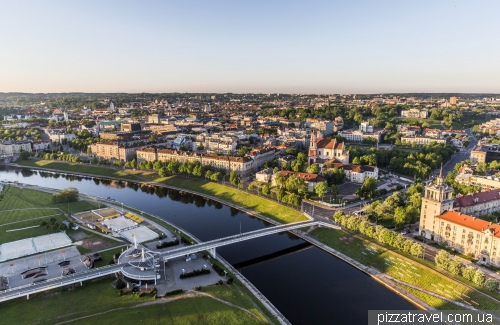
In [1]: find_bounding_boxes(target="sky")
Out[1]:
[0,0,499,94]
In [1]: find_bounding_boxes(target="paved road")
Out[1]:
[433,128,478,177]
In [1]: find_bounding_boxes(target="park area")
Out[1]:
[309,227,500,310]
[0,277,274,325]
[0,185,122,260]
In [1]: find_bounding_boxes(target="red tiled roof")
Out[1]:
[436,211,500,238]
[453,189,500,208]
[316,138,336,149]
[279,171,326,183]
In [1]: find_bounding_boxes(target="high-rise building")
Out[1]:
[450,97,457,105]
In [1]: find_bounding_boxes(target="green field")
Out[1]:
[0,186,103,244]
[0,277,271,325]
[310,227,500,310]
[16,160,143,181]
[395,283,464,310]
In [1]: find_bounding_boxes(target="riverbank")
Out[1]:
[6,182,290,325]
[13,160,306,224]
[9,161,500,312]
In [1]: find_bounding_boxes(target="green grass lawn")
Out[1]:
[309,227,500,310]
[160,176,306,224]
[395,283,464,310]
[0,186,98,214]
[16,160,143,181]
[0,186,107,245]
[0,277,272,325]
[69,296,269,325]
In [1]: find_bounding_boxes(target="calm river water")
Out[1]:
[0,167,416,324]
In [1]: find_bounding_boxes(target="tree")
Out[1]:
[352,157,361,165]
[434,250,451,270]
[315,182,328,200]
[262,184,271,196]
[472,269,486,286]
[285,175,307,196]
[18,151,30,161]
[476,162,487,175]
[384,192,405,211]
[393,206,411,228]
[229,171,238,186]
[410,243,424,258]
[158,167,168,177]
[484,278,499,291]
[356,177,377,198]
[291,153,306,172]
[52,187,79,204]
[307,163,320,174]
[276,187,285,202]
[333,211,345,223]
[462,266,476,281]
[330,184,339,199]
[447,259,464,276]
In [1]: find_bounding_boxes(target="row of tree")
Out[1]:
[333,211,425,258]
[435,250,498,291]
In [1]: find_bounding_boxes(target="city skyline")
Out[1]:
[1,0,499,93]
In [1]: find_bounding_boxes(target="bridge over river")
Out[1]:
[0,220,329,302]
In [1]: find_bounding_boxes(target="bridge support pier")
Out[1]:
[26,294,29,300]
[209,247,217,259]
[80,281,83,286]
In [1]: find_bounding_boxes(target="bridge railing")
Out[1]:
[0,264,119,296]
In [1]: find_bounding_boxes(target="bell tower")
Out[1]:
[419,165,454,240]
[308,130,318,165]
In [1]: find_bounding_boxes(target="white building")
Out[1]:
[45,129,77,143]
[327,162,378,184]
[338,122,385,143]
[0,140,32,155]
[401,108,428,118]
[401,136,446,146]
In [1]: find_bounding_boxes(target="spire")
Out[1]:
[436,163,444,186]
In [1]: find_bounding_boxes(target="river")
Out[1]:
[0,167,416,324]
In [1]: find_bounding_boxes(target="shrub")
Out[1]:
[180,237,192,245]
[194,286,202,291]
[156,239,180,249]
[216,280,223,285]
[227,277,234,284]
[164,288,183,297]
[484,278,499,292]
[137,291,146,297]
[180,268,210,279]
[212,264,226,276]
[115,278,126,290]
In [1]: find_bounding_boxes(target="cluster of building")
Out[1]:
[338,122,386,143]
[419,170,500,266]
[471,142,500,163]
[400,127,466,147]
[474,118,500,136]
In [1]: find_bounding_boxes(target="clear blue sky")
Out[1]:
[1,0,499,93]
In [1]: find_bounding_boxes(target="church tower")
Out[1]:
[308,130,318,165]
[419,165,454,240]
